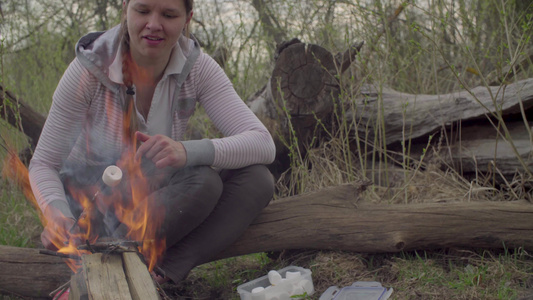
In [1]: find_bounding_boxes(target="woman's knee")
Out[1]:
[222,164,275,208]
[244,164,275,199]
[166,166,223,205]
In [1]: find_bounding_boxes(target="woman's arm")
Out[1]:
[29,58,96,216]
[183,54,276,169]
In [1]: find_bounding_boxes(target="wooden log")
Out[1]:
[216,184,533,258]
[0,84,46,148]
[248,40,364,152]
[1,183,533,298]
[425,120,533,176]
[352,79,533,176]
[68,253,160,300]
[350,79,533,147]
[69,271,88,300]
[122,253,160,300]
[0,245,71,299]
[81,253,132,300]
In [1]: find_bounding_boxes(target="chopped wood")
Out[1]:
[67,252,161,300]
[79,253,132,300]
[69,271,88,300]
[122,253,160,300]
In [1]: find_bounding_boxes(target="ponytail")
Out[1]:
[120,10,139,147]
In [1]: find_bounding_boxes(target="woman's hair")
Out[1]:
[120,0,194,143]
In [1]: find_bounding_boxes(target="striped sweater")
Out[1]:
[29,25,275,214]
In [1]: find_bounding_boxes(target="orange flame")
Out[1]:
[1,150,94,271]
[2,58,167,274]
[2,133,167,272]
[1,151,43,222]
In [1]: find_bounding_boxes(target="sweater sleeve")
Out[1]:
[29,58,96,215]
[182,54,275,169]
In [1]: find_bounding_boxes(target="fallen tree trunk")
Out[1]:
[351,79,533,146]
[0,84,46,148]
[218,184,533,258]
[352,80,533,177]
[2,183,533,298]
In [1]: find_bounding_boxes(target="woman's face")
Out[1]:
[125,0,192,65]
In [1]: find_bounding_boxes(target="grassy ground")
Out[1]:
[1,177,532,300]
[0,181,41,248]
[168,248,533,300]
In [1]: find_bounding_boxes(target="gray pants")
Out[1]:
[65,164,274,283]
[154,165,274,282]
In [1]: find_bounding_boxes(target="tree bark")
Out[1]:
[0,245,71,299]
[350,79,533,177]
[0,84,46,148]
[247,40,364,154]
[351,79,533,147]
[2,183,533,298]
[218,183,533,258]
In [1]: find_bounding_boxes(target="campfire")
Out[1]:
[2,101,169,299]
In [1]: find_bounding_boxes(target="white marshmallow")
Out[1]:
[102,165,123,187]
[285,271,301,280]
[268,270,282,286]
[252,287,265,293]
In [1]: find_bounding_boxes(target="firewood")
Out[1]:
[80,253,132,300]
[122,253,160,300]
[68,252,161,300]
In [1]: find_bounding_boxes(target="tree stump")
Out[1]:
[248,40,364,155]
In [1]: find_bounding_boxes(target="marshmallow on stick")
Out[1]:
[102,165,123,187]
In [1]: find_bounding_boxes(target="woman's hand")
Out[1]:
[135,132,187,169]
[41,206,80,251]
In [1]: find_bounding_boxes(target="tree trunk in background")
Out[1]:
[0,84,46,163]
[249,67,533,178]
[247,39,364,156]
[348,79,533,177]
[250,0,287,46]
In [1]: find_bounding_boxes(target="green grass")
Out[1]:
[388,249,532,300]
[0,181,41,248]
[162,248,532,299]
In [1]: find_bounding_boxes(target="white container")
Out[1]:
[319,281,393,300]
[237,266,314,300]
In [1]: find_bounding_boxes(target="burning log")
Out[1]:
[68,252,161,300]
[65,240,163,300]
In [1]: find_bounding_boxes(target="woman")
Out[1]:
[29,0,275,284]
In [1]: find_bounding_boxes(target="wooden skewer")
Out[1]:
[48,279,71,298]
[39,249,81,260]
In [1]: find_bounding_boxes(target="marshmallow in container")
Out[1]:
[237,266,314,300]
[102,165,123,187]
